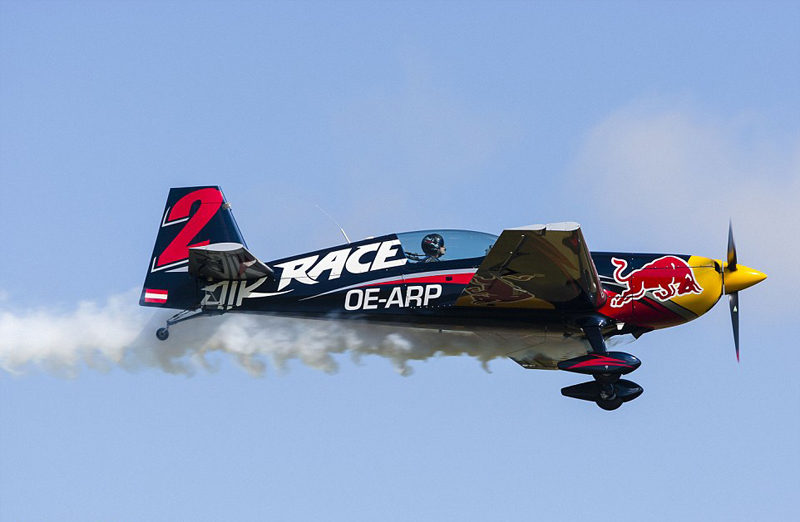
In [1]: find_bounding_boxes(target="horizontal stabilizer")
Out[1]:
[189,243,273,281]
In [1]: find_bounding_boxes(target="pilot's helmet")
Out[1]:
[421,233,445,256]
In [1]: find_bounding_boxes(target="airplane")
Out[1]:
[141,186,767,410]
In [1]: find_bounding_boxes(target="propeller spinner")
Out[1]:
[722,222,767,361]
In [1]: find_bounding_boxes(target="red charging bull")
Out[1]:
[610,256,703,308]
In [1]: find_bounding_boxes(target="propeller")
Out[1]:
[722,221,767,362]
[726,222,740,361]
[727,221,737,271]
[729,291,740,361]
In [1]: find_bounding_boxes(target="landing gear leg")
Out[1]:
[154,308,206,342]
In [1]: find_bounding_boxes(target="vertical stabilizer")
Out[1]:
[140,186,246,309]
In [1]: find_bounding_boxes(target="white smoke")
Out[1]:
[0,289,513,377]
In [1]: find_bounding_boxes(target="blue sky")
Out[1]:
[1,1,798,521]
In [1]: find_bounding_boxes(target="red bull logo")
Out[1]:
[610,256,703,308]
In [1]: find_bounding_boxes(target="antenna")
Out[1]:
[315,205,351,244]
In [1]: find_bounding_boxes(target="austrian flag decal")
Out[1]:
[144,289,169,304]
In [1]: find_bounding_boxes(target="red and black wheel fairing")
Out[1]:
[557,351,641,376]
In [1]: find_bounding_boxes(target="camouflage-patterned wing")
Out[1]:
[188,243,273,281]
[455,222,605,310]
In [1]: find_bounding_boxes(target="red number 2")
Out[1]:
[156,188,223,267]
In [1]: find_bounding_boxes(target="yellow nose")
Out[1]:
[723,264,767,294]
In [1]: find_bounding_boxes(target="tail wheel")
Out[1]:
[156,328,169,341]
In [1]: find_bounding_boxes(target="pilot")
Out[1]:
[421,233,446,262]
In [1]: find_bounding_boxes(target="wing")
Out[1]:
[188,243,273,281]
[454,222,605,311]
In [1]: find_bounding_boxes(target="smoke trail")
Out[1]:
[0,289,515,377]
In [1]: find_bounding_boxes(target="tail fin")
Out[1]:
[140,186,246,309]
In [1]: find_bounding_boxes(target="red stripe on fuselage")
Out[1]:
[360,272,475,288]
[399,273,476,285]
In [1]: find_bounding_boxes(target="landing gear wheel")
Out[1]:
[156,327,169,341]
[596,396,623,411]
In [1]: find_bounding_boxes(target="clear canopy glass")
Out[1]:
[395,229,497,263]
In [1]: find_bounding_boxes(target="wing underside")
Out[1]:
[455,222,605,311]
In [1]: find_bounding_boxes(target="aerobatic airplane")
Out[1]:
[141,186,767,410]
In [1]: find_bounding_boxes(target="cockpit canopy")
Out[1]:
[395,229,497,263]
